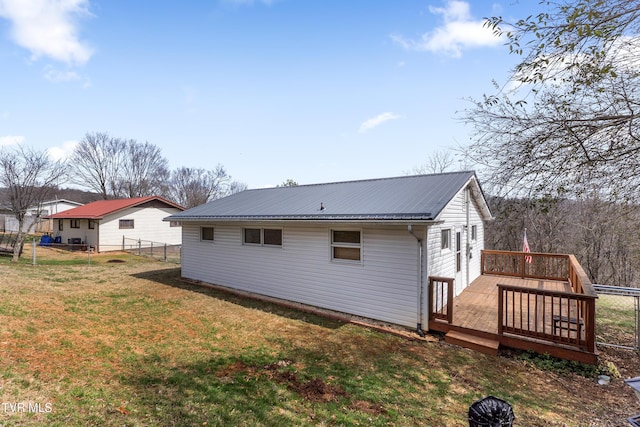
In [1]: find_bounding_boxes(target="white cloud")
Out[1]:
[48,139,78,161]
[359,112,401,133]
[0,0,93,65]
[43,65,91,87]
[0,135,24,146]
[391,1,501,58]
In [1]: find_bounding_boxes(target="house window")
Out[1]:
[88,220,95,230]
[263,229,282,246]
[441,229,451,250]
[471,225,477,241]
[170,221,181,227]
[244,228,261,245]
[70,219,80,229]
[119,219,135,229]
[243,228,282,247]
[331,230,361,261]
[58,219,63,231]
[201,227,214,241]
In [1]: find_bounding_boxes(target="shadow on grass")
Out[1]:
[132,268,346,330]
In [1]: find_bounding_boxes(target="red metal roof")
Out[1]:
[46,196,184,220]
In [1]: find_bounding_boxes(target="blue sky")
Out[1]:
[0,0,533,189]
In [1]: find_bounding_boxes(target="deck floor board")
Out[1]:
[451,275,574,335]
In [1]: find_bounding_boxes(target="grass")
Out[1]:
[0,247,636,426]
[596,294,638,348]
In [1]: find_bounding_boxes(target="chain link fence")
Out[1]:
[593,284,640,350]
[122,237,181,264]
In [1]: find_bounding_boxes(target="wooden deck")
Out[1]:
[451,275,572,334]
[428,250,598,364]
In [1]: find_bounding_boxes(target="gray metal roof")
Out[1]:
[167,171,487,222]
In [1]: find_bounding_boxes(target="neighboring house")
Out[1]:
[166,171,492,330]
[47,196,184,252]
[1,199,83,233]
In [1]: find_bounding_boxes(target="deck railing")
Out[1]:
[486,250,597,353]
[481,250,569,281]
[428,276,454,324]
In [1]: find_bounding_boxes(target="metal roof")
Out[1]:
[47,196,184,220]
[168,171,490,223]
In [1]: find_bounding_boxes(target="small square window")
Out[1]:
[201,227,214,241]
[70,219,80,229]
[88,220,95,230]
[263,229,282,246]
[244,228,261,245]
[119,219,134,229]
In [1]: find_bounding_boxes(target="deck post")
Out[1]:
[447,278,454,324]
[497,286,504,335]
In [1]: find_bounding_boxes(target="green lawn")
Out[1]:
[0,248,634,426]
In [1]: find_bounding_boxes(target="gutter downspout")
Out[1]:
[408,224,425,338]
[465,186,471,288]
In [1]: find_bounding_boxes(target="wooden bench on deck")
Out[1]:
[552,315,584,336]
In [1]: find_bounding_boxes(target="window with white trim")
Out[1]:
[201,227,214,241]
[119,219,134,229]
[441,229,451,250]
[331,230,361,261]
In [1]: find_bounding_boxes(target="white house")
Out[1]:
[48,196,184,252]
[166,172,492,332]
[2,199,83,233]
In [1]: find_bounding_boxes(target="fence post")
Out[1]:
[636,296,640,351]
[32,236,36,266]
[163,243,167,262]
[87,245,91,265]
[138,239,141,256]
[122,235,125,251]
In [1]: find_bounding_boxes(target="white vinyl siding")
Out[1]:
[98,206,183,251]
[181,223,420,327]
[427,186,486,296]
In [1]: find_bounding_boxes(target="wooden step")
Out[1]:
[445,330,500,356]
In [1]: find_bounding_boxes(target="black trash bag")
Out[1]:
[468,396,515,427]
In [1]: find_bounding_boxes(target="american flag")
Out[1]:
[523,228,532,264]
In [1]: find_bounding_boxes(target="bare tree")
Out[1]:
[72,133,170,199]
[410,150,457,175]
[463,0,640,201]
[228,180,248,195]
[70,132,126,199]
[169,165,230,208]
[487,194,640,286]
[116,140,170,198]
[278,179,299,187]
[0,145,67,261]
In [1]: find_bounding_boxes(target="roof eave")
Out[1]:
[165,215,436,224]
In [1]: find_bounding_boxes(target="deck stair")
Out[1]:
[445,330,500,356]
